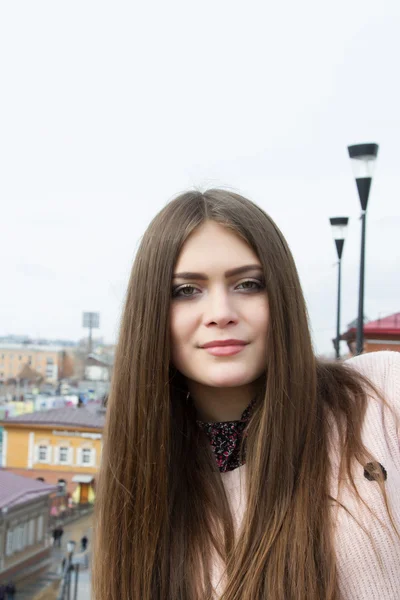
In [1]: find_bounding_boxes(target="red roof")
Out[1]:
[0,470,57,509]
[344,312,400,336]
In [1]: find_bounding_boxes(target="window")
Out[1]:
[58,479,67,492]
[6,530,14,556]
[36,477,45,482]
[37,515,44,542]
[38,446,48,462]
[36,444,52,464]
[28,518,35,545]
[58,447,69,464]
[77,446,96,467]
[82,448,92,464]
[15,524,25,551]
[19,355,22,360]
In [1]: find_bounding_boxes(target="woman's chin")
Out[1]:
[200,371,254,389]
[209,380,248,388]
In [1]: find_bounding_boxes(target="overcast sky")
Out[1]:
[1,1,399,356]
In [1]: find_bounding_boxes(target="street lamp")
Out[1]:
[329,217,349,359]
[347,143,379,355]
[57,540,76,600]
[72,559,81,600]
[66,540,76,600]
[67,541,76,554]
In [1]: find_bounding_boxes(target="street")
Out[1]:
[53,512,93,600]
[18,512,93,600]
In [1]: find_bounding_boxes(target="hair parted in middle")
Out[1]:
[93,188,390,600]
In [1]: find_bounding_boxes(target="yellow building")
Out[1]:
[0,343,72,383]
[0,405,105,504]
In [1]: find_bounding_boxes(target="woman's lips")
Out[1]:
[201,340,248,357]
[205,345,246,356]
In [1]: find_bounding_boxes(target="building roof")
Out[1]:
[1,405,105,430]
[0,343,66,352]
[363,312,400,334]
[86,354,113,368]
[17,363,43,382]
[342,312,400,338]
[0,470,57,510]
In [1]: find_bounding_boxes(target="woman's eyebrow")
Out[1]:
[173,264,263,280]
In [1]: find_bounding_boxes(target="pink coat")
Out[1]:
[212,351,400,599]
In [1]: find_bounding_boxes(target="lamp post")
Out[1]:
[66,540,76,600]
[57,540,76,600]
[73,562,80,600]
[329,217,349,359]
[347,143,379,355]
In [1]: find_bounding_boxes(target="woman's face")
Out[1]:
[170,221,269,391]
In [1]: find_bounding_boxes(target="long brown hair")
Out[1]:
[93,189,392,599]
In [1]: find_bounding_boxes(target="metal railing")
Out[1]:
[57,549,88,600]
[57,555,74,600]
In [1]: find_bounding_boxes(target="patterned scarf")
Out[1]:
[196,399,256,473]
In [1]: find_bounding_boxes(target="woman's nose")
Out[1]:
[203,288,238,328]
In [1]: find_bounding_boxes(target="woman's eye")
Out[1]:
[236,280,264,291]
[172,284,199,298]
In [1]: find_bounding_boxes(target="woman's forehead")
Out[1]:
[174,221,260,273]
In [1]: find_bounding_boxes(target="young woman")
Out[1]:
[93,189,400,600]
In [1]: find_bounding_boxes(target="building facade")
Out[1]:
[84,354,112,382]
[0,471,57,585]
[341,312,400,356]
[0,406,105,504]
[0,344,75,384]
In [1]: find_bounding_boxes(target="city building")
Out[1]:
[0,405,105,504]
[95,343,115,363]
[0,471,57,585]
[341,312,400,355]
[0,343,74,384]
[84,354,112,382]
